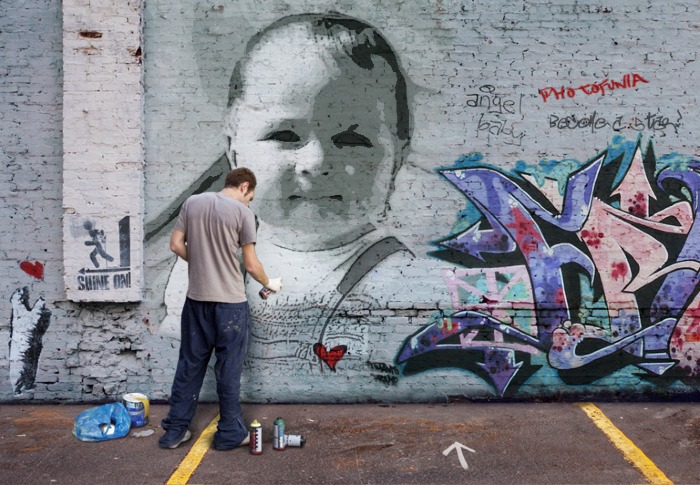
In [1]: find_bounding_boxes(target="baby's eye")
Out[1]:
[332,125,373,148]
[263,130,301,143]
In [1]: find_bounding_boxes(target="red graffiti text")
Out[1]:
[539,73,649,103]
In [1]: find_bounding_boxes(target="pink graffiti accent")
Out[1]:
[442,266,539,354]
[19,260,44,280]
[506,207,544,256]
[539,73,649,102]
[611,143,655,219]
[551,323,585,353]
[610,262,628,281]
[442,266,532,313]
[580,227,604,249]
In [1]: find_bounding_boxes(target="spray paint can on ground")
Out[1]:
[285,434,306,447]
[249,419,263,455]
[273,417,285,450]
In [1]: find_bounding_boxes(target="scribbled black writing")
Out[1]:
[549,111,682,135]
[467,85,525,146]
[466,85,523,115]
[478,114,525,146]
[366,361,400,374]
[372,374,399,385]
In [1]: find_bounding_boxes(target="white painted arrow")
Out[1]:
[442,442,476,470]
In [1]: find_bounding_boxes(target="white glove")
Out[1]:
[266,277,282,292]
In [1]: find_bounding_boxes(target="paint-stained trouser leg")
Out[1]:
[212,301,250,450]
[161,298,214,435]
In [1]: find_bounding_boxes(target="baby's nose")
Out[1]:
[294,133,324,176]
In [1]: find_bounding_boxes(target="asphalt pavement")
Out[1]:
[1,401,698,484]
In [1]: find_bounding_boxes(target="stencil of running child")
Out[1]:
[83,220,114,268]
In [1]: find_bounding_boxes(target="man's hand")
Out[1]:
[267,277,282,292]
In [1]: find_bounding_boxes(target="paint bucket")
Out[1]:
[122,392,150,427]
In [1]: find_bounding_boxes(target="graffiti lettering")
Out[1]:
[618,111,683,134]
[550,111,682,135]
[466,85,525,146]
[539,73,649,102]
[398,138,700,395]
[366,361,400,385]
[372,374,399,386]
[549,111,609,132]
[477,113,525,146]
[366,361,400,375]
[466,85,522,115]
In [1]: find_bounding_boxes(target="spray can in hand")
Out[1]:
[259,287,274,299]
[273,417,285,450]
[249,419,263,455]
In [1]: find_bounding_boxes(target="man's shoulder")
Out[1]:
[187,192,217,202]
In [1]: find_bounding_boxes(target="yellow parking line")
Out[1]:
[577,403,673,485]
[166,414,220,485]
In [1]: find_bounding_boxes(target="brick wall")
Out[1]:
[1,0,699,403]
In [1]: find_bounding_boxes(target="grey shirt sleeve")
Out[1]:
[239,207,257,246]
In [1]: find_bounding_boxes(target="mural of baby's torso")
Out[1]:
[162,225,466,401]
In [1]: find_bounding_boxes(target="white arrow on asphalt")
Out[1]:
[442,442,476,470]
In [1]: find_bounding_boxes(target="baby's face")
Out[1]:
[225,24,400,250]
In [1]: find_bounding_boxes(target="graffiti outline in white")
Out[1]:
[442,441,476,470]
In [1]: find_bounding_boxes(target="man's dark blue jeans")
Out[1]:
[160,297,250,450]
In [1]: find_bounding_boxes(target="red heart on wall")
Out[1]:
[313,343,347,372]
[20,260,44,280]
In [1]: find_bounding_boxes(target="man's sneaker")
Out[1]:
[213,431,251,451]
[159,429,192,449]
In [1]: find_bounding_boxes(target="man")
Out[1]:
[159,167,282,450]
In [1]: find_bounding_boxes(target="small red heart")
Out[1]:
[313,343,347,372]
[19,260,44,280]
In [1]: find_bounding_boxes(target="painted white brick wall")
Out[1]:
[2,0,700,403]
[62,0,144,302]
[0,0,67,399]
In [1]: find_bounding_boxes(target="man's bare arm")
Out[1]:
[241,243,269,287]
[170,229,187,261]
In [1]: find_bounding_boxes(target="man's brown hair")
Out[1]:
[224,167,257,191]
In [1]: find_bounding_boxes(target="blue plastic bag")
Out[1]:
[73,402,131,442]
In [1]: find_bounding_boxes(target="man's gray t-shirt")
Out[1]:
[175,192,256,303]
